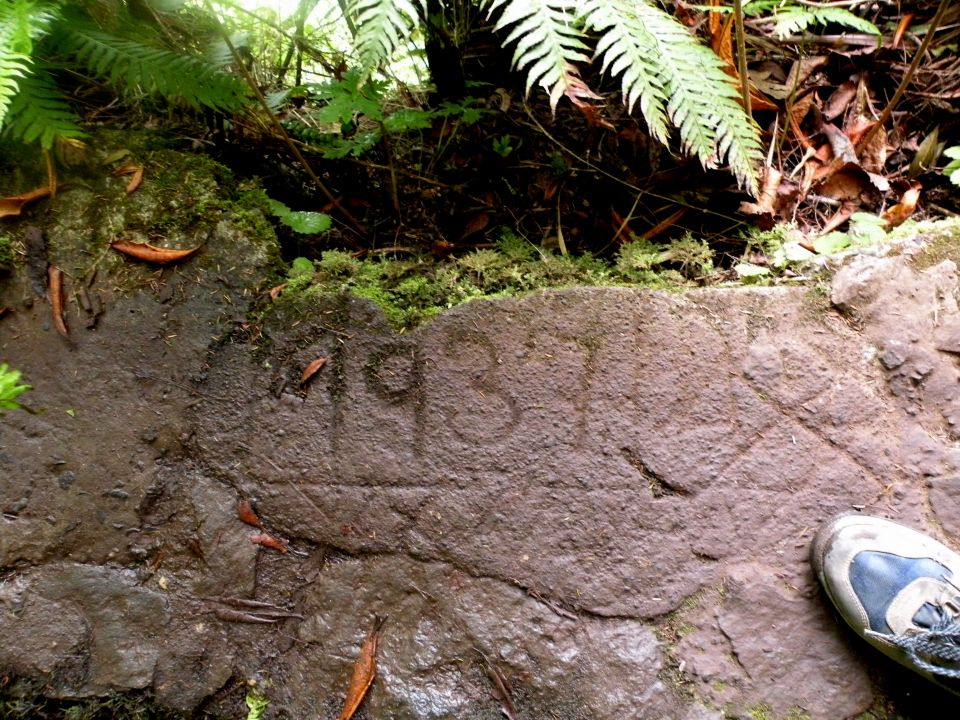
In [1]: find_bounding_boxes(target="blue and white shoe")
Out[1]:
[812,512,960,690]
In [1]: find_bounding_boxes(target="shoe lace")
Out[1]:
[872,618,960,679]
[868,575,960,680]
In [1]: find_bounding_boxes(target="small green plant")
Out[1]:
[266,198,332,234]
[944,146,960,187]
[286,256,317,291]
[244,690,269,720]
[0,363,30,414]
[285,70,488,159]
[491,134,517,157]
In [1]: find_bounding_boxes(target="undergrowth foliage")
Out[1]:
[1,0,761,191]
[0,0,250,149]
[345,0,762,193]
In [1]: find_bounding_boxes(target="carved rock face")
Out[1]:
[4,204,960,717]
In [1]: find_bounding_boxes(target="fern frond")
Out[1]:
[0,0,61,131]
[484,0,593,112]
[0,32,30,129]
[2,67,86,149]
[772,6,880,38]
[52,23,250,112]
[584,0,761,193]
[349,0,426,70]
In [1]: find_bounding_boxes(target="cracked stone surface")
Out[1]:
[4,162,960,718]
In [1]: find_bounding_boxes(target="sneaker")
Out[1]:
[811,512,960,690]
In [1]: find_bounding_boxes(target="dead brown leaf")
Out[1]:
[460,213,490,241]
[248,532,289,553]
[300,357,328,387]
[639,208,686,241]
[820,201,857,235]
[823,81,857,121]
[126,166,144,194]
[817,163,870,202]
[111,240,202,265]
[110,164,140,176]
[268,283,287,300]
[892,12,914,49]
[485,659,517,720]
[47,265,68,338]
[0,186,55,219]
[740,167,783,230]
[882,186,921,228]
[337,618,386,720]
[237,499,263,529]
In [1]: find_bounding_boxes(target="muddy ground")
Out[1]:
[3,145,960,719]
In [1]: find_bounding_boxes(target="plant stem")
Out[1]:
[855,0,950,154]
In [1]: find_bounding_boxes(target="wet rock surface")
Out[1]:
[3,160,960,718]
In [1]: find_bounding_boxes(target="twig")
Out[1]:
[734,0,751,115]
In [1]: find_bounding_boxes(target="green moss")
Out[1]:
[904,217,960,270]
[0,686,191,720]
[267,227,731,332]
[0,231,14,274]
[747,703,774,720]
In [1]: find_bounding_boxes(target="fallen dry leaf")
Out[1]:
[237,499,263,529]
[110,164,140,176]
[823,81,857,121]
[47,265,68,338]
[820,201,857,235]
[249,532,289,553]
[882,186,921,228]
[460,212,490,241]
[111,240,201,265]
[300,357,328,387]
[126,166,144,194]
[640,208,686,241]
[485,659,517,720]
[892,12,915,49]
[337,618,386,720]
[268,282,287,300]
[739,167,783,229]
[0,186,55,219]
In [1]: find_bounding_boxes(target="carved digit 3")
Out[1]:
[443,330,520,445]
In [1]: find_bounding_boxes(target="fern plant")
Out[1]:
[344,0,762,193]
[0,0,251,150]
[760,2,881,39]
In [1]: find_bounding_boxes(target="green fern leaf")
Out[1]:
[584,0,669,143]
[349,0,426,70]
[53,23,250,112]
[485,0,594,111]
[0,0,61,129]
[773,6,880,38]
[584,0,761,193]
[0,38,30,129]
[2,67,86,148]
